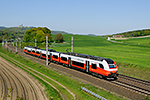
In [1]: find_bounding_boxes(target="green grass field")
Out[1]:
[52,34,150,68]
[13,34,150,81]
[51,34,150,81]
[0,44,124,100]
[115,37,150,47]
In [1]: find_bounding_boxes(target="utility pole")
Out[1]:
[71,36,73,52]
[20,40,21,49]
[16,39,18,53]
[2,40,3,46]
[35,39,37,47]
[13,40,14,46]
[46,35,48,66]
[5,39,7,49]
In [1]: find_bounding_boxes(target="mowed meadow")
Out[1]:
[51,34,150,81]
[115,36,150,46]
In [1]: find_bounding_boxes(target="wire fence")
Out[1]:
[81,86,107,100]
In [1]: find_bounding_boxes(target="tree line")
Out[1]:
[0,27,32,42]
[0,26,64,44]
[113,29,150,37]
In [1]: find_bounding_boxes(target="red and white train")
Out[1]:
[24,46,118,79]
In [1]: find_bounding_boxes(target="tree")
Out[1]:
[23,27,52,43]
[36,30,45,43]
[54,33,64,43]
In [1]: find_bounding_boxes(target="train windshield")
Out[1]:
[105,59,116,68]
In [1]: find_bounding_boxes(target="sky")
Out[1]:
[0,0,150,35]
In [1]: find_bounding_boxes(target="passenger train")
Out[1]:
[24,46,118,79]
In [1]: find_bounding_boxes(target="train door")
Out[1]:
[68,57,71,67]
[50,53,52,62]
[40,51,41,58]
[86,61,89,73]
[59,53,60,63]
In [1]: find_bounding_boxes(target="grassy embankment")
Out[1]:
[114,37,150,47]
[0,44,123,100]
[50,34,150,81]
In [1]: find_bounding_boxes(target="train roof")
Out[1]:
[24,46,109,61]
[63,52,105,61]
[25,46,39,49]
[36,49,45,51]
[48,49,56,52]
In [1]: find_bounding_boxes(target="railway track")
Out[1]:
[111,80,150,96]
[0,56,48,100]
[114,74,150,96]
[118,74,150,87]
[0,49,76,100]
[4,44,150,100]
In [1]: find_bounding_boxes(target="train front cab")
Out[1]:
[104,59,118,79]
[84,58,118,79]
[87,60,107,78]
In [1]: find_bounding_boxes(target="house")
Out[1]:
[18,24,23,27]
[113,35,124,38]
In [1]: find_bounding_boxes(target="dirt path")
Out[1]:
[0,57,48,100]
[110,35,150,40]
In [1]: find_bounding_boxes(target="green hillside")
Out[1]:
[51,34,150,67]
[115,37,150,46]
[0,27,33,41]
[112,29,150,37]
[51,30,69,34]
[0,26,6,30]
[50,34,150,81]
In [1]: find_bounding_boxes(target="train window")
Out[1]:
[32,51,35,53]
[28,50,31,52]
[99,64,104,69]
[105,59,114,64]
[109,64,115,68]
[91,64,97,69]
[61,57,67,61]
[72,61,84,67]
[36,51,40,54]
[53,55,58,59]
[42,54,46,57]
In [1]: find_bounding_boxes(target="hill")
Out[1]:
[1,27,33,34]
[51,30,69,35]
[0,27,33,41]
[112,29,150,37]
[50,34,150,81]
[0,26,7,30]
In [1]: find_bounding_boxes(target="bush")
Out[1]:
[54,33,64,43]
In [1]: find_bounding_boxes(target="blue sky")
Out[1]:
[0,0,150,35]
